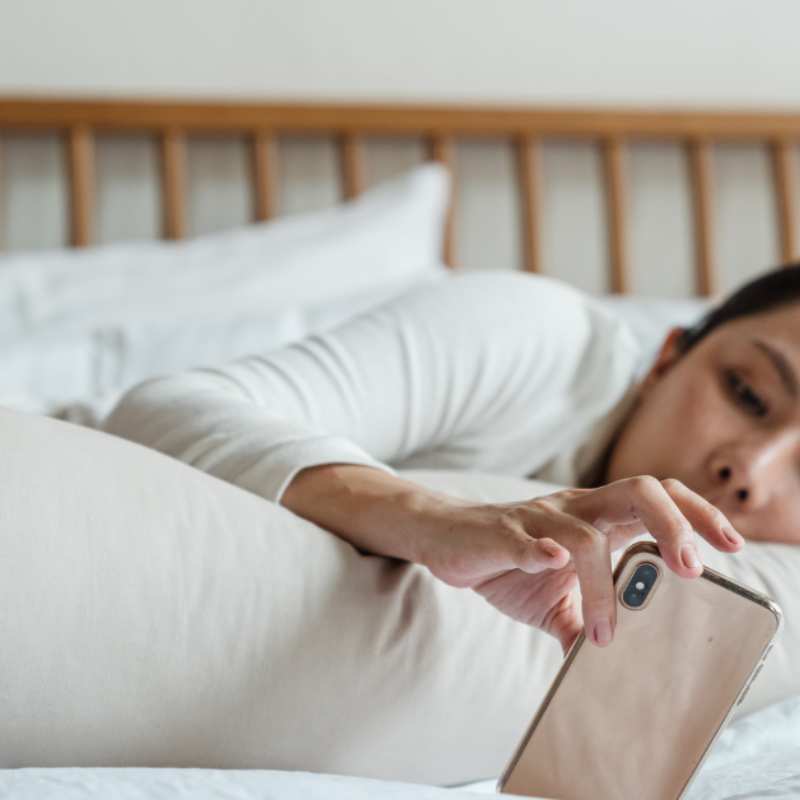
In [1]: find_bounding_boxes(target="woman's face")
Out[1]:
[607,303,800,544]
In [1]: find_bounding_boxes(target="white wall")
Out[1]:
[1,0,800,107]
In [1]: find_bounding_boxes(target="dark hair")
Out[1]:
[677,263,800,352]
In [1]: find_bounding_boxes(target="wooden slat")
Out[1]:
[160,128,187,240]
[340,132,365,199]
[773,139,798,264]
[689,139,718,296]
[9,98,800,139]
[428,134,456,268]
[603,137,630,294]
[68,125,94,247]
[252,130,278,221]
[516,136,543,273]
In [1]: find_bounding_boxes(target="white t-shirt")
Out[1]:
[103,273,641,503]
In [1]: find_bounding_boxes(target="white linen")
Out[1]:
[702,695,800,772]
[0,768,530,800]
[103,271,641,503]
[0,164,449,422]
[689,749,800,799]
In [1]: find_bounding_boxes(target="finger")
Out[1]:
[660,478,744,552]
[541,573,583,654]
[432,518,572,588]
[570,525,616,648]
[570,476,703,580]
[509,535,572,574]
[553,598,583,656]
[469,535,570,584]
[605,520,649,552]
[527,510,617,648]
[473,562,579,630]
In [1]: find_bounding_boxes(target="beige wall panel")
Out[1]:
[364,138,427,189]
[187,136,252,238]
[1,133,67,252]
[715,144,780,293]
[628,142,695,298]
[95,134,160,244]
[277,137,340,217]
[454,139,522,273]
[541,141,608,294]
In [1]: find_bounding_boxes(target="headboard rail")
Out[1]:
[2,97,800,295]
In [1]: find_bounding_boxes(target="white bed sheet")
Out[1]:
[689,749,800,799]
[0,768,520,800]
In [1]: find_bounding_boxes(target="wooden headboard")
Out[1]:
[2,97,800,295]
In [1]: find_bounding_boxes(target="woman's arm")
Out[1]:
[282,463,743,652]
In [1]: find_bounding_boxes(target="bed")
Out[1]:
[1,97,800,799]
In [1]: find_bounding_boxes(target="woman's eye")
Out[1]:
[726,371,768,417]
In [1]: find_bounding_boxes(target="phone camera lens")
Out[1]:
[622,563,660,609]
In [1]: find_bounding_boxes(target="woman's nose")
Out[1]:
[715,464,755,506]
[711,436,796,510]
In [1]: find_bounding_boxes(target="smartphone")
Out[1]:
[498,541,782,800]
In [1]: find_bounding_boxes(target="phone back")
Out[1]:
[499,542,781,800]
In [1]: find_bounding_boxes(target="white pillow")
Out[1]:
[0,164,449,421]
[596,295,712,374]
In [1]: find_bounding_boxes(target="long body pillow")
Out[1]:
[0,408,561,786]
[1,409,795,785]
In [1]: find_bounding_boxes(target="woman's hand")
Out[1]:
[282,466,744,655]
[417,476,744,653]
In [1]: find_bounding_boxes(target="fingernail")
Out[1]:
[544,544,563,559]
[722,524,744,546]
[593,617,613,647]
[680,543,702,571]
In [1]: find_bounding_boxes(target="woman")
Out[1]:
[103,265,800,655]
